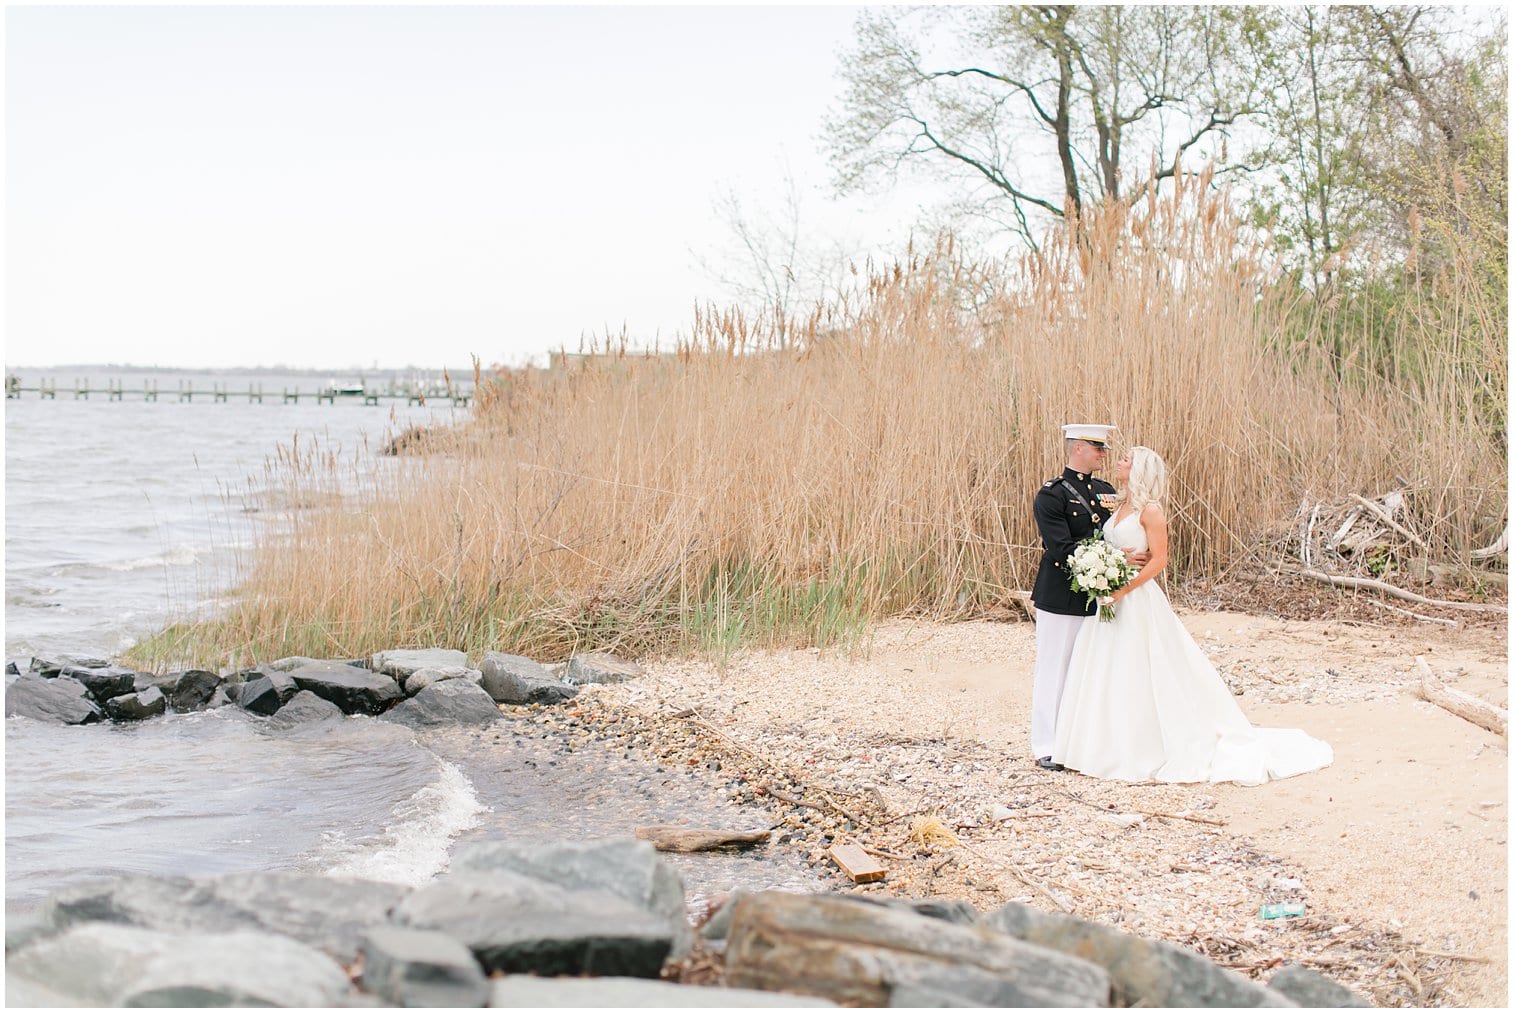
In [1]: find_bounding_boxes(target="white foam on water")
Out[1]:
[321,758,486,886]
[102,546,203,572]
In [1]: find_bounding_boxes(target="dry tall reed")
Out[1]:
[132,180,1506,669]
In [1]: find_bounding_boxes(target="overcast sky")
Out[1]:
[6,3,939,371]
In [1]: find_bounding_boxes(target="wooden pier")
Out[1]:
[5,375,472,406]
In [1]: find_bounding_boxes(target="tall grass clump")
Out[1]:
[132,177,1506,669]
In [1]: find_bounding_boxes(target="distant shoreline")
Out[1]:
[4,363,469,377]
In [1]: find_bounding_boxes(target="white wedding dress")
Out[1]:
[1053,511,1333,785]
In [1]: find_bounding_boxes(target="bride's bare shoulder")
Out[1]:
[1139,501,1167,524]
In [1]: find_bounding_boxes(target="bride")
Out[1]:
[1053,447,1333,785]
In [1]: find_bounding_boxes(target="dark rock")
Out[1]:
[372,648,469,679]
[450,838,689,955]
[238,670,301,715]
[104,686,167,721]
[984,902,1294,1007]
[205,685,234,709]
[291,662,403,715]
[131,669,221,711]
[164,669,222,711]
[479,652,578,705]
[265,690,345,729]
[5,923,351,1007]
[37,871,408,965]
[403,665,481,695]
[490,975,836,1007]
[62,664,139,702]
[4,673,104,724]
[359,925,489,1008]
[564,651,645,685]
[383,680,501,728]
[27,657,62,678]
[6,659,21,675]
[391,869,675,978]
[725,892,1111,1007]
[1267,965,1372,1007]
[29,655,110,678]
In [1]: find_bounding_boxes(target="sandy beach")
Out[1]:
[553,607,1507,1007]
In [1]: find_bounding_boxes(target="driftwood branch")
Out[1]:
[1415,657,1507,738]
[763,784,827,812]
[1364,598,1459,627]
[1471,523,1508,558]
[1349,493,1428,549]
[1297,569,1508,614]
[635,826,771,852]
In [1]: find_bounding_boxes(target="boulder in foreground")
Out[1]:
[360,925,489,1008]
[238,670,301,715]
[265,690,345,729]
[450,838,689,955]
[36,871,407,965]
[62,664,138,702]
[103,686,167,722]
[372,648,470,678]
[564,652,645,685]
[392,869,674,978]
[984,902,1297,1007]
[403,665,481,695]
[5,922,351,1007]
[384,679,501,728]
[4,673,104,724]
[725,891,1112,1007]
[290,662,403,715]
[479,652,578,705]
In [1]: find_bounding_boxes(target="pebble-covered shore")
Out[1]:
[523,613,1506,1008]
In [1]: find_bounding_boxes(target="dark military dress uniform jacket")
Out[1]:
[1031,468,1119,617]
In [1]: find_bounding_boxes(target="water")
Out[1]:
[5,368,459,659]
[4,368,822,913]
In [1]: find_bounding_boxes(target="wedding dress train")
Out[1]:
[1053,512,1333,786]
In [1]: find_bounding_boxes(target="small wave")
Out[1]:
[101,546,204,572]
[322,759,485,886]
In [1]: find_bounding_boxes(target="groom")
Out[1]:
[1029,423,1137,770]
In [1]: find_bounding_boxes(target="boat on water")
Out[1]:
[320,381,367,397]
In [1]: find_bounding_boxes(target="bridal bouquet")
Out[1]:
[1067,536,1139,622]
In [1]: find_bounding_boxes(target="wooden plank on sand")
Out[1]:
[828,842,886,883]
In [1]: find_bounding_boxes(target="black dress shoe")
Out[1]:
[1036,757,1066,771]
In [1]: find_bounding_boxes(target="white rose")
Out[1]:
[1093,576,1109,590]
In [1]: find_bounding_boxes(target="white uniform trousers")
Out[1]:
[1031,609,1089,759]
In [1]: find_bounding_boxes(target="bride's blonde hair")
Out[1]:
[1124,446,1169,514]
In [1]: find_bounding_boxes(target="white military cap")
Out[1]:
[1061,423,1117,446]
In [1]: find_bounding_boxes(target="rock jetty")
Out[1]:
[4,838,1370,1007]
[3,645,603,729]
